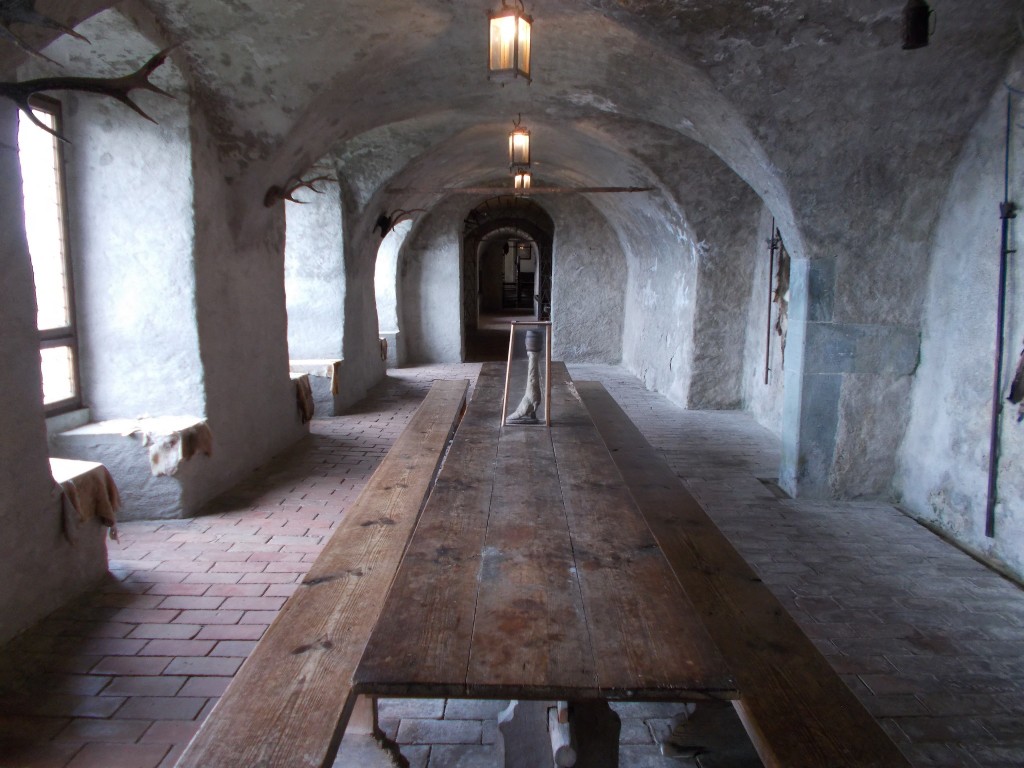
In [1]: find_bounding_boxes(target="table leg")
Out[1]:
[497,700,622,768]
[332,695,405,768]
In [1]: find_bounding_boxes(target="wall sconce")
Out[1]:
[508,114,531,169]
[902,0,933,50]
[489,0,532,83]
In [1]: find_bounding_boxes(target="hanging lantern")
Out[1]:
[508,115,531,169]
[902,0,933,50]
[489,0,532,83]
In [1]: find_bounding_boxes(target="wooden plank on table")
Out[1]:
[174,379,468,768]
[354,365,505,697]
[357,362,598,700]
[574,381,912,768]
[547,372,737,701]
[465,420,598,699]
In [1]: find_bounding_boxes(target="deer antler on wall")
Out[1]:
[0,47,176,140]
[0,0,89,63]
[374,209,425,238]
[263,173,337,207]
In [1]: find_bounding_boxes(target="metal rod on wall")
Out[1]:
[985,90,1018,538]
[764,219,777,385]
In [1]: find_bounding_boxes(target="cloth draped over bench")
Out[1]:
[291,373,315,423]
[121,417,215,476]
[50,457,121,543]
[290,359,342,396]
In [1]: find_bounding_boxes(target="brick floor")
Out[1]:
[1,362,1023,767]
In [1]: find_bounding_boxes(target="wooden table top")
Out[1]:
[354,362,737,703]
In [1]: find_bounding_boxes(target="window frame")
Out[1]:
[20,95,82,416]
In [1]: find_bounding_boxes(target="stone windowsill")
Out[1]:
[46,407,91,438]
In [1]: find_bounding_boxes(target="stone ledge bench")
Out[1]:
[50,457,121,542]
[290,359,342,417]
[46,457,122,604]
[50,415,214,521]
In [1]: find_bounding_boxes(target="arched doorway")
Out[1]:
[462,197,554,361]
[374,219,412,367]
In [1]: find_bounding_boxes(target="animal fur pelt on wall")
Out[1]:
[1008,341,1024,422]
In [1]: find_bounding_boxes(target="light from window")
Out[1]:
[39,345,76,405]
[18,102,79,411]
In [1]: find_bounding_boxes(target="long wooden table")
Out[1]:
[354,362,737,705]
[178,361,910,767]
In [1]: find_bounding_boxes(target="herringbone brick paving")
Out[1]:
[1,362,1022,767]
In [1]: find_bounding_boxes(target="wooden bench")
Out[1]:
[174,378,468,768]
[574,381,912,768]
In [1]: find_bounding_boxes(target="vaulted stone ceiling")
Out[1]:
[0,0,1015,299]
[5,1,1019,254]
[3,0,1024,569]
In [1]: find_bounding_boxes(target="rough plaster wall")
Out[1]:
[741,205,786,436]
[688,190,762,409]
[284,182,345,360]
[400,200,464,364]
[617,131,765,410]
[836,375,916,497]
[548,197,624,364]
[32,10,203,420]
[64,97,203,419]
[0,106,107,644]
[898,66,1024,578]
[621,206,699,408]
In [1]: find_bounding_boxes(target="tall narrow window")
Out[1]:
[18,98,80,413]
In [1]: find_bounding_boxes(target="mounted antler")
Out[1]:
[373,209,425,238]
[0,0,90,63]
[263,173,336,207]
[0,47,175,140]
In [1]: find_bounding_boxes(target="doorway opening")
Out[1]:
[375,219,412,367]
[462,197,553,361]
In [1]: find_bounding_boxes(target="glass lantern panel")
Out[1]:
[517,16,531,76]
[489,14,516,72]
[509,130,530,166]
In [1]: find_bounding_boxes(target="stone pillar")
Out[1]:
[0,104,108,644]
[284,180,346,416]
[781,258,920,498]
[780,257,837,497]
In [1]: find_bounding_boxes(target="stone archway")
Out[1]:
[462,197,554,360]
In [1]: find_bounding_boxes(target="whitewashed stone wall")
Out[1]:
[898,58,1024,578]
[285,181,345,360]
